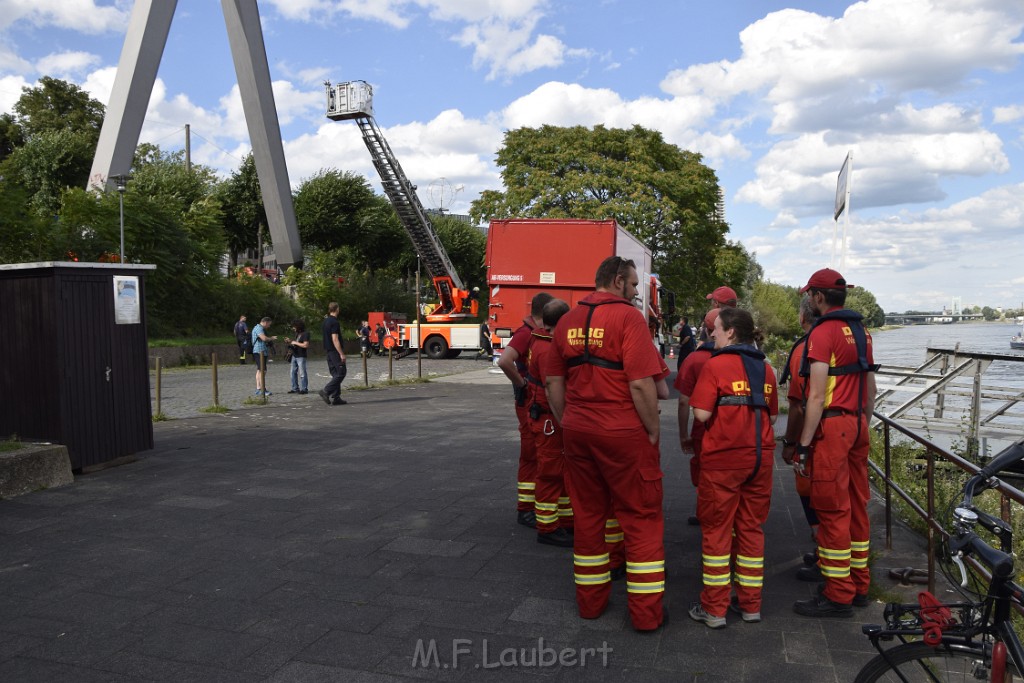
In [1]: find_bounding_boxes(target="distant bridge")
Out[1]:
[884,313,985,325]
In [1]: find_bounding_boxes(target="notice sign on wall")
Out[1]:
[113,275,140,325]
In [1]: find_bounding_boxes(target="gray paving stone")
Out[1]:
[0,368,930,680]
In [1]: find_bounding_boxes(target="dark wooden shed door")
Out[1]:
[61,277,117,468]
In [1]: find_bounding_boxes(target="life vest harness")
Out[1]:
[798,309,880,379]
[564,299,635,371]
[778,333,808,388]
[797,308,880,442]
[711,343,769,483]
[513,318,538,374]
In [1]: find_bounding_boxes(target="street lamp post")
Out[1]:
[112,174,129,263]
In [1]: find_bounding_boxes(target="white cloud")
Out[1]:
[994,104,1024,124]
[0,73,29,113]
[0,0,128,34]
[35,50,100,79]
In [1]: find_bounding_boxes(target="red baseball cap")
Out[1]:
[705,286,738,304]
[703,308,720,330]
[800,268,854,293]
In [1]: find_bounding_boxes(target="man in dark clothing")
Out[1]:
[234,315,249,364]
[477,320,493,360]
[675,316,695,371]
[319,302,348,406]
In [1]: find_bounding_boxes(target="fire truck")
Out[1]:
[485,218,674,352]
[326,80,484,358]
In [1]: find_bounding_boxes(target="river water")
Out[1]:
[873,322,1024,387]
[871,322,1024,453]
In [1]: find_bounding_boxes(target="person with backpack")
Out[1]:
[687,308,778,629]
[791,268,879,618]
[233,315,250,364]
[545,256,670,633]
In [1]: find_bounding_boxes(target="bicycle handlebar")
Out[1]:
[949,531,1014,579]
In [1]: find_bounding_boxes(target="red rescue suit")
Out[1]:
[526,329,573,534]
[689,344,778,618]
[801,309,876,604]
[547,292,670,631]
[782,335,819,534]
[674,341,714,485]
[507,318,539,512]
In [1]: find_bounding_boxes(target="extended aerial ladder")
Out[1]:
[324,80,475,323]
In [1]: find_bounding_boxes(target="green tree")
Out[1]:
[981,306,997,321]
[0,178,59,262]
[12,76,104,141]
[293,169,377,251]
[469,124,727,304]
[0,113,25,163]
[432,215,486,289]
[0,77,106,215]
[846,287,885,327]
[215,153,265,269]
[750,280,801,338]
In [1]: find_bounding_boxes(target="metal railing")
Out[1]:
[872,412,1024,595]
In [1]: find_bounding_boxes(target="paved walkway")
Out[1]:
[0,365,933,681]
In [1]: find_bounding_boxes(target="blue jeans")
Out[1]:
[290,356,308,392]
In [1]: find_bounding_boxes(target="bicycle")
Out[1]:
[855,439,1024,682]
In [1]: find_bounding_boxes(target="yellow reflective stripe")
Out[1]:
[535,514,559,523]
[851,540,870,551]
[820,565,851,578]
[604,533,624,543]
[627,581,665,593]
[735,573,763,587]
[534,502,558,511]
[518,495,536,502]
[557,509,574,516]
[702,574,731,586]
[818,546,851,560]
[605,519,620,528]
[703,557,730,568]
[518,482,536,490]
[558,497,571,504]
[574,553,609,566]
[735,555,763,569]
[574,572,611,585]
[703,553,730,562]
[850,558,869,569]
[627,560,665,570]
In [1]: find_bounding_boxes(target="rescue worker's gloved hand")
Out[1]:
[513,382,528,406]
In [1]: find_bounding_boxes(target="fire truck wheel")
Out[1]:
[423,336,449,360]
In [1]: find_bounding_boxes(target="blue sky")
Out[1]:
[1,0,1022,313]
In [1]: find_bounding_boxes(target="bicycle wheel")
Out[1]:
[854,641,1018,682]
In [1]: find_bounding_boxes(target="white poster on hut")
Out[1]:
[113,275,140,325]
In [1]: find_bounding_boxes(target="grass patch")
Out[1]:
[0,435,23,452]
[150,337,233,348]
[348,376,433,391]
[200,405,231,414]
[152,412,170,422]
[242,396,269,406]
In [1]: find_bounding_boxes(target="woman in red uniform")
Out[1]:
[687,308,778,628]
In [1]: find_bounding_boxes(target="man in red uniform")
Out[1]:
[675,308,720,525]
[688,307,778,627]
[526,299,574,547]
[792,268,878,618]
[780,296,822,580]
[546,256,670,632]
[499,292,554,527]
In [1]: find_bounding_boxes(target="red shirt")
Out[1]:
[786,337,808,402]
[526,329,554,412]
[507,317,536,373]
[674,343,714,441]
[547,291,669,435]
[689,352,779,469]
[805,309,875,412]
